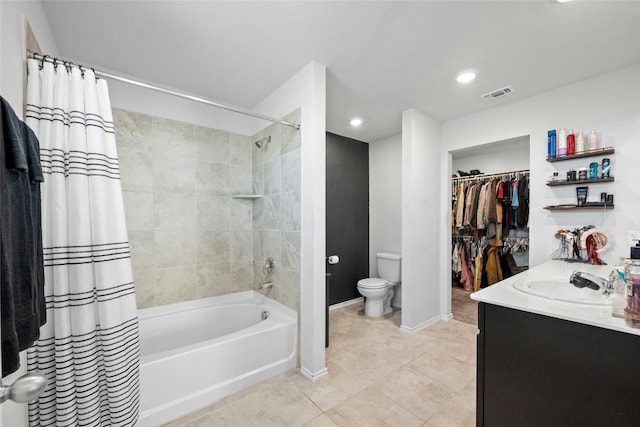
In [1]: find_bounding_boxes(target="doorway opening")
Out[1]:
[449,136,531,325]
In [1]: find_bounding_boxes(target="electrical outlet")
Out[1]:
[628,230,640,246]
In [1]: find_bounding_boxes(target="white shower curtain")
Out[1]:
[24,58,140,426]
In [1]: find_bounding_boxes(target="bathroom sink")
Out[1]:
[512,279,612,305]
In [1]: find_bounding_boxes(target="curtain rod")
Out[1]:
[29,52,300,130]
[452,169,530,183]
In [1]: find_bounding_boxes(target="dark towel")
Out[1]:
[1,96,46,377]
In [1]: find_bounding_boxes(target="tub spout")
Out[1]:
[259,281,273,290]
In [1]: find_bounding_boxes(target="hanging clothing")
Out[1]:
[25,58,140,426]
[1,96,46,377]
[517,175,530,227]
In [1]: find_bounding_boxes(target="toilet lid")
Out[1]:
[358,278,388,288]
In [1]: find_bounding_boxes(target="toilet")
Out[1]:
[357,252,402,317]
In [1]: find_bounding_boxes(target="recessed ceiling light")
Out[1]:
[456,72,476,84]
[556,0,571,3]
[349,118,363,127]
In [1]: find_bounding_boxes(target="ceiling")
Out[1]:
[41,1,640,142]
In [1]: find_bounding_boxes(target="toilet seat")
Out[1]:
[357,278,388,289]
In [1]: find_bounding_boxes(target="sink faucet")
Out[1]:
[570,271,610,293]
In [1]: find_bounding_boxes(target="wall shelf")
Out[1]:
[546,176,615,187]
[231,195,263,200]
[546,147,614,162]
[544,204,614,211]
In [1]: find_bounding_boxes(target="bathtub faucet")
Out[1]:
[259,281,273,290]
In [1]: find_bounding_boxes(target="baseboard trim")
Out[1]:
[400,314,445,334]
[329,297,364,311]
[300,366,329,381]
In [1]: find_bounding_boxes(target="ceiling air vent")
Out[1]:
[481,86,515,100]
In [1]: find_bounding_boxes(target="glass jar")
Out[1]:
[578,167,588,180]
[624,260,640,327]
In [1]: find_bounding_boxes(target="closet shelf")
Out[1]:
[546,177,615,186]
[546,147,614,162]
[231,195,263,200]
[544,204,614,211]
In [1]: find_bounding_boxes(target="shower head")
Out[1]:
[254,136,271,148]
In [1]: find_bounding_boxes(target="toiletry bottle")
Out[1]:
[567,130,575,155]
[557,127,567,156]
[602,158,610,178]
[624,260,640,327]
[547,130,556,158]
[589,162,598,180]
[576,130,585,153]
[588,131,598,150]
[578,167,587,180]
[611,266,627,318]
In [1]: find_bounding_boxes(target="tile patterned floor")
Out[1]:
[164,302,477,427]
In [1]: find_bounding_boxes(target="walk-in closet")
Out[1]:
[450,136,530,325]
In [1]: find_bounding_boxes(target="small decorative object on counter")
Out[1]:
[547,129,556,158]
[567,130,575,155]
[589,162,598,180]
[576,130,585,153]
[557,127,567,156]
[578,167,588,180]
[624,260,640,327]
[602,158,610,178]
[580,227,610,265]
[588,130,598,150]
[552,225,609,263]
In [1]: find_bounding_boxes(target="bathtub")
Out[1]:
[137,291,297,426]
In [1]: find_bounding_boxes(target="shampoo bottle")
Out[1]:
[576,130,585,153]
[557,127,567,156]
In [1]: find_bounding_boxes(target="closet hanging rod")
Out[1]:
[28,52,301,130]
[452,169,530,183]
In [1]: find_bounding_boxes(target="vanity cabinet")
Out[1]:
[476,302,640,426]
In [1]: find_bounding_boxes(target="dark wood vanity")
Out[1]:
[476,302,640,426]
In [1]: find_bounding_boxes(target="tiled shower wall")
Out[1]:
[252,110,301,311]
[113,108,301,313]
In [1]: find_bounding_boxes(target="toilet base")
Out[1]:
[362,285,395,318]
[364,297,385,317]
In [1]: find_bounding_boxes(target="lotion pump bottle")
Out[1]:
[576,130,585,153]
[558,127,567,156]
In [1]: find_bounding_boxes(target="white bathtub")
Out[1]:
[137,291,297,426]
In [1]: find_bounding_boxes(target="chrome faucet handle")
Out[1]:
[603,273,617,296]
[263,257,275,276]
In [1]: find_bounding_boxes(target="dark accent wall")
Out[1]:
[326,132,369,305]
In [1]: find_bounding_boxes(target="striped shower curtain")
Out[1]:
[24,57,140,426]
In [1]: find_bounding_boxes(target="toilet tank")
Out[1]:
[377,252,402,283]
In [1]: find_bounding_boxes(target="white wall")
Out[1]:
[0,0,58,110]
[252,61,328,380]
[369,133,402,277]
[439,65,640,317]
[401,109,443,331]
[106,76,259,135]
[0,2,58,425]
[452,135,530,176]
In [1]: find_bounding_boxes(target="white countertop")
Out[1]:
[471,260,640,336]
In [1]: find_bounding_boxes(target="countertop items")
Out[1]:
[471,260,640,336]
